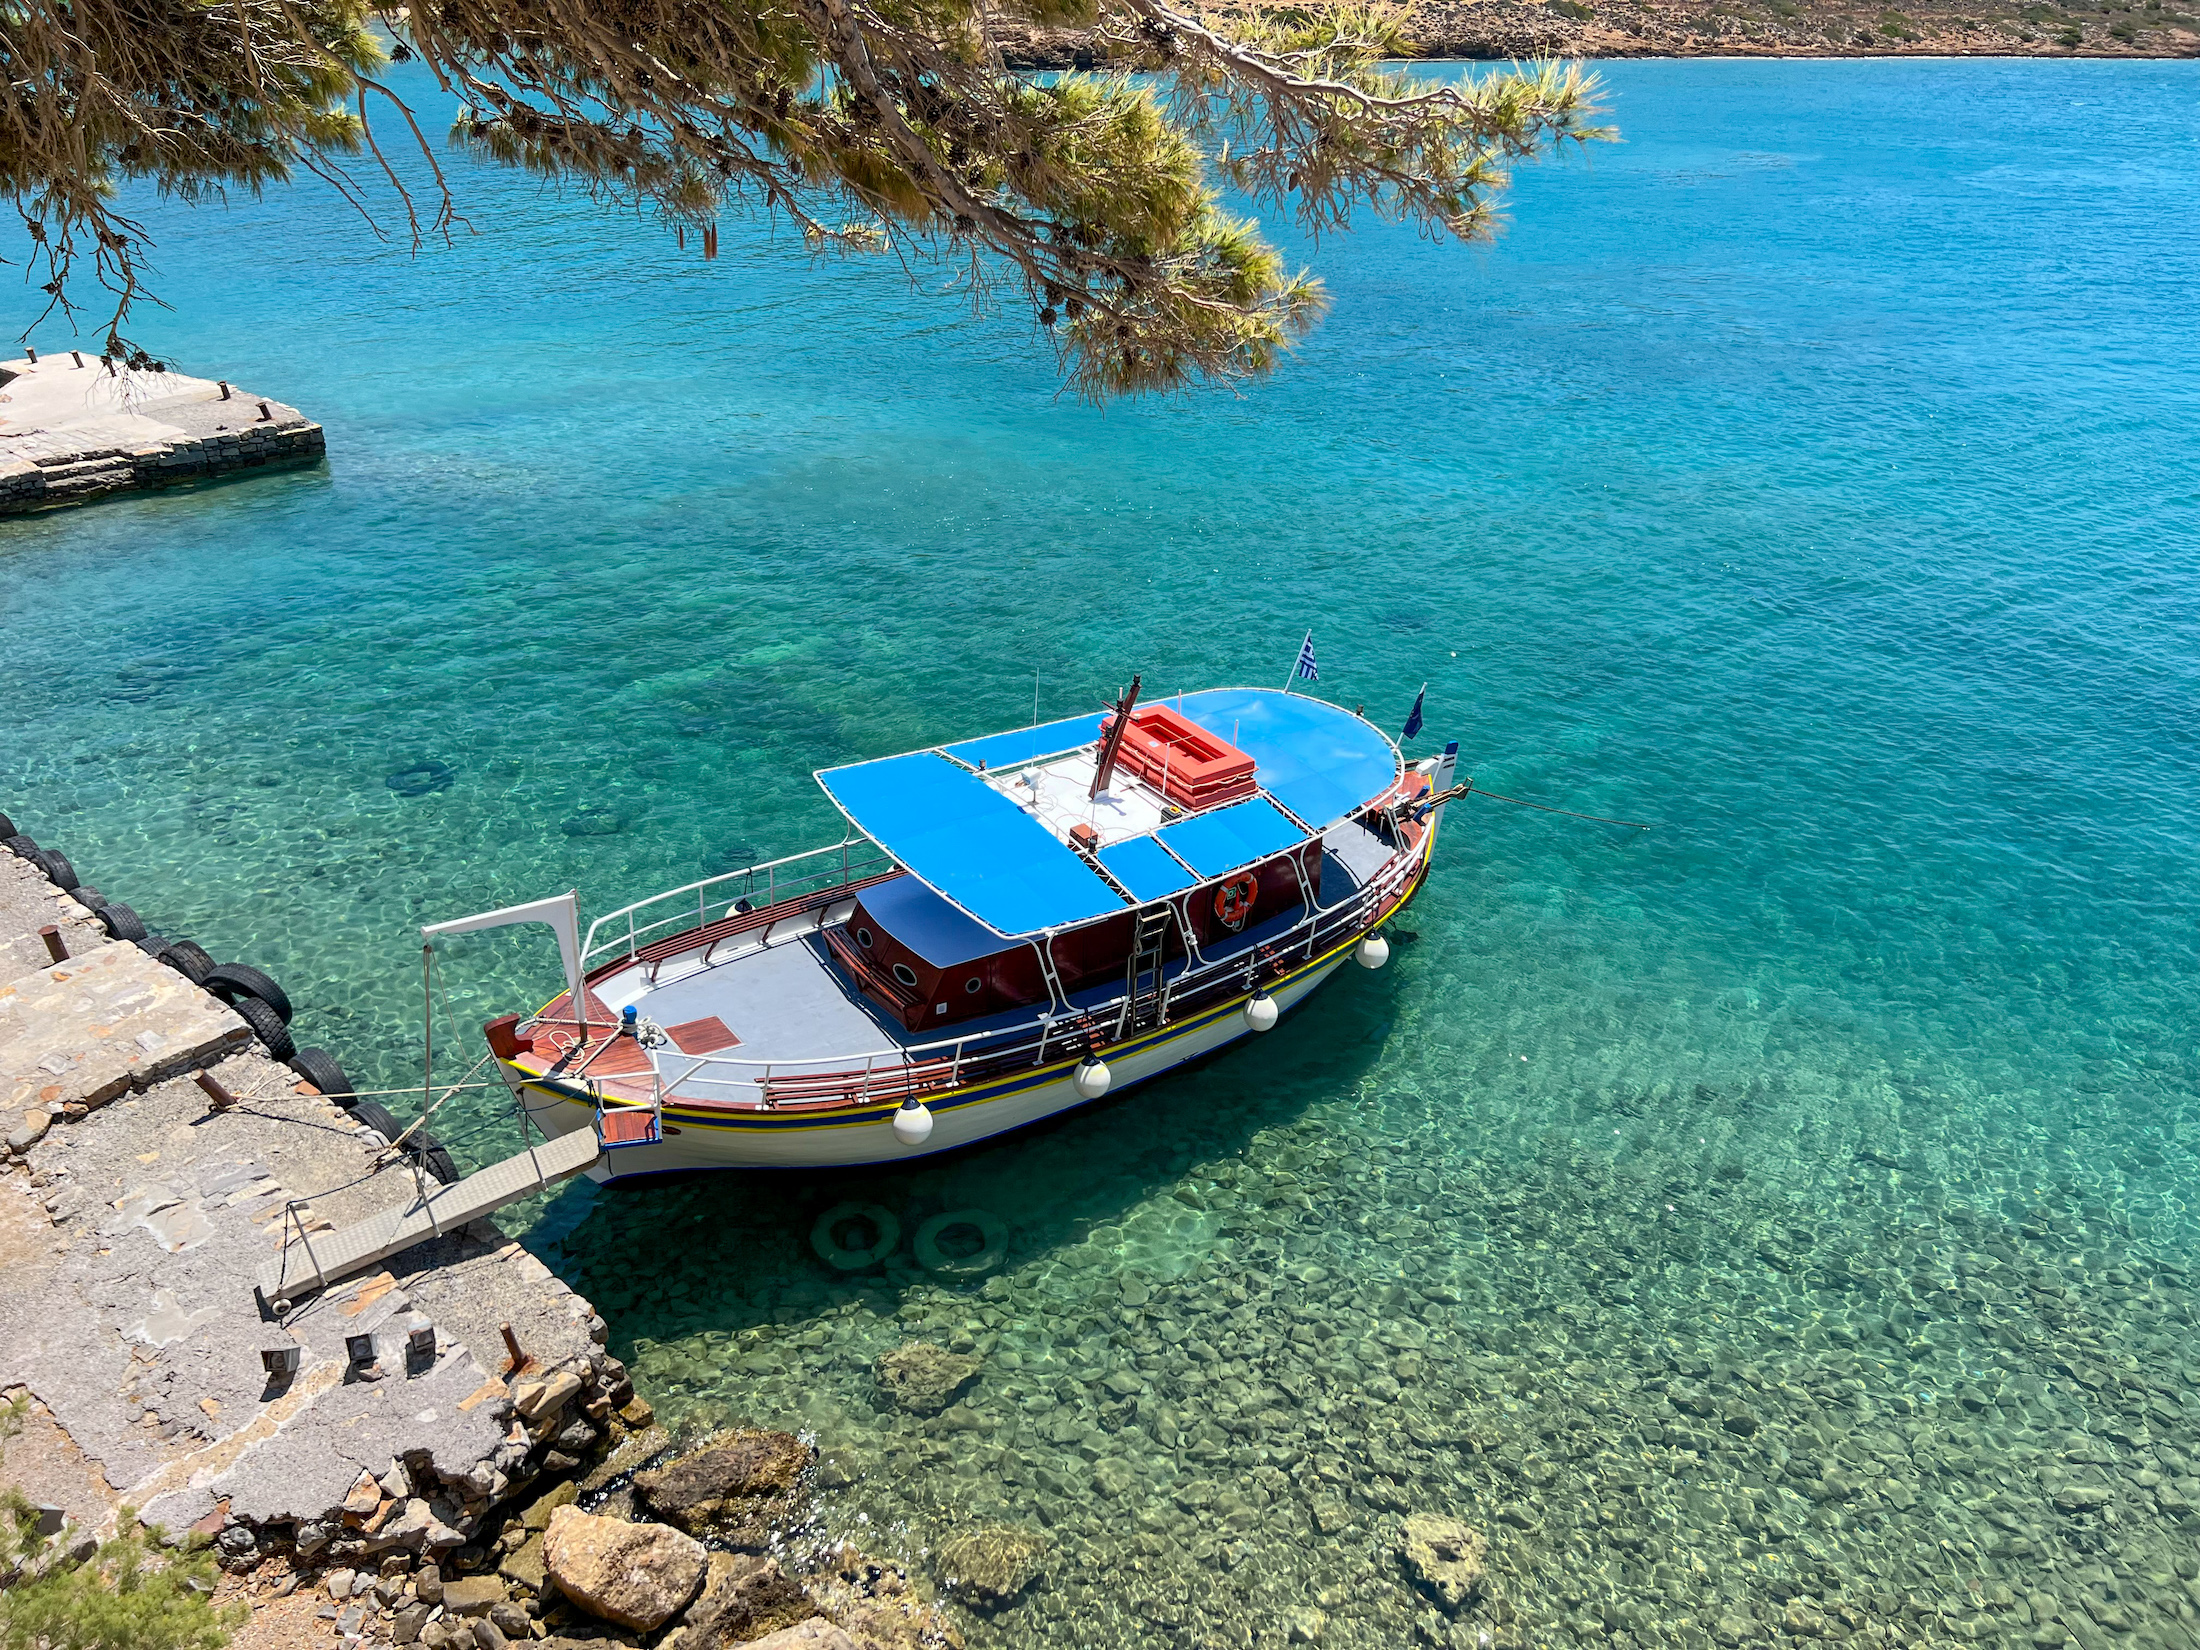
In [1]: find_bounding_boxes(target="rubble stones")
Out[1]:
[542,1505,707,1631]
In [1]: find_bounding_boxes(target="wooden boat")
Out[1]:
[428,683,1459,1178]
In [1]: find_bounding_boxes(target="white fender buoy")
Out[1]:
[1073,1057,1112,1100]
[1243,992,1279,1032]
[892,1098,934,1145]
[1355,933,1390,970]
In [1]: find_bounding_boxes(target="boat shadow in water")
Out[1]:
[530,955,1407,1359]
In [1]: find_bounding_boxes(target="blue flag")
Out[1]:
[1293,632,1318,683]
[1402,683,1426,742]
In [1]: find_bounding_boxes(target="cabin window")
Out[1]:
[963,976,982,994]
[855,927,874,949]
[892,962,919,988]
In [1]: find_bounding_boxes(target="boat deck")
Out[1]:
[516,817,1403,1109]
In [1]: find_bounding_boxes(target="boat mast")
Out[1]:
[1089,674,1142,800]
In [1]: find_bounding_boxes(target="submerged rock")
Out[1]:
[804,1544,964,1650]
[1399,1515,1487,1613]
[680,1552,817,1649]
[633,1428,812,1547]
[874,1341,982,1416]
[542,1505,707,1631]
[935,1525,1046,1607]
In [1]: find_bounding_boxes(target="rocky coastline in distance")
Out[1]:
[995,0,2199,64]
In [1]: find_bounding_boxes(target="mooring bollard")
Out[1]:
[256,400,272,422]
[194,1070,239,1112]
[70,351,82,368]
[218,380,231,400]
[24,347,35,364]
[37,925,67,964]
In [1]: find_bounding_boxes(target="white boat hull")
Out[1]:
[521,948,1355,1177]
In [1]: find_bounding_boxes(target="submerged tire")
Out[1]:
[33,848,78,890]
[202,963,293,1025]
[914,1208,1009,1278]
[229,993,295,1061]
[288,1048,357,1106]
[95,902,148,943]
[157,939,216,985]
[810,1202,901,1271]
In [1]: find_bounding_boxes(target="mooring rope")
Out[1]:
[1464,786,1654,832]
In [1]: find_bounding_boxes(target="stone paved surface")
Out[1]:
[0,840,611,1555]
[0,348,324,513]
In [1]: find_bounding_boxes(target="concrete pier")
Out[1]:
[0,348,324,513]
[0,844,629,1579]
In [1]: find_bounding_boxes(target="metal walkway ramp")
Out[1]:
[255,1129,601,1311]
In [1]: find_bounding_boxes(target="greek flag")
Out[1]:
[1402,683,1426,742]
[1293,632,1318,683]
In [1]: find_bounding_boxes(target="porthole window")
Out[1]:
[892,962,919,988]
[964,976,983,995]
[855,927,874,949]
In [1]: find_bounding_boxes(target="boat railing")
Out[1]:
[648,837,1422,1113]
[579,838,897,973]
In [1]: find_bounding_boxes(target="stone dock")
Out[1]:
[0,347,323,513]
[0,841,628,1582]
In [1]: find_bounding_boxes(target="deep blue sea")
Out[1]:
[7,58,2200,1650]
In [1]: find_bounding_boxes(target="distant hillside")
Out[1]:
[997,0,2198,63]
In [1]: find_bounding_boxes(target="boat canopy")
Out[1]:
[815,688,1401,938]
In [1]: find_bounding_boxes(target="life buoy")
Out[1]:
[1214,873,1258,931]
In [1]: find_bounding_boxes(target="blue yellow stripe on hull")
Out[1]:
[511,841,1429,1176]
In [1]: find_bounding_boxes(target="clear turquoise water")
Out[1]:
[8,57,2200,1650]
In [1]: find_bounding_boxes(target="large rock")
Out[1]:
[873,1343,981,1417]
[543,1505,707,1632]
[804,1545,963,1650]
[1398,1514,1487,1613]
[633,1430,812,1547]
[679,1552,817,1649]
[745,1624,860,1650]
[935,1526,1044,1607]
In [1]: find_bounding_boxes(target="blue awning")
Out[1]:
[818,688,1399,937]
[1154,797,1307,878]
[1096,835,1200,903]
[1174,689,1398,829]
[942,713,1106,774]
[817,752,1128,937]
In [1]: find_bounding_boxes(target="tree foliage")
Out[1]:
[1,0,1609,395]
[0,1399,244,1650]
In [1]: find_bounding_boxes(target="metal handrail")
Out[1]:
[639,839,1423,1112]
[579,839,895,970]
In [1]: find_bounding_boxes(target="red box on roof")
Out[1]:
[1100,704,1258,812]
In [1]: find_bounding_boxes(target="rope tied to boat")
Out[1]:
[1415,779,1653,833]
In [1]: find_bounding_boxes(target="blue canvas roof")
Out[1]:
[817,752,1126,937]
[1174,688,1399,829]
[1153,797,1307,878]
[818,688,1400,937]
[1095,835,1200,903]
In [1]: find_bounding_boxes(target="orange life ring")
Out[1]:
[1214,873,1258,932]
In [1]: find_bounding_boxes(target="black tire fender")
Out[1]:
[202,963,293,1025]
[95,903,148,943]
[33,848,78,890]
[157,939,216,985]
[349,1099,401,1147]
[408,1135,461,1184]
[287,1048,357,1106]
[4,834,38,859]
[0,813,16,838]
[72,887,105,914]
[228,993,295,1061]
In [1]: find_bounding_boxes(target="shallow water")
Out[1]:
[7,55,2200,1650]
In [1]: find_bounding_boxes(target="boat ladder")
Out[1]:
[595,1075,664,1150]
[1124,905,1174,1033]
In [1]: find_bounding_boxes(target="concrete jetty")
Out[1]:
[0,348,323,513]
[0,844,632,1581]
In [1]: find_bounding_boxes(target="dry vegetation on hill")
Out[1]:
[998,0,2200,62]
